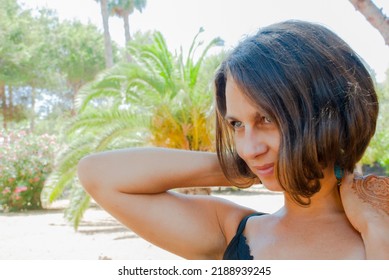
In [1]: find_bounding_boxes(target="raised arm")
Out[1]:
[340,173,389,259]
[77,148,255,259]
[78,148,230,194]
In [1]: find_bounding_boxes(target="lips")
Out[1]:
[253,163,274,176]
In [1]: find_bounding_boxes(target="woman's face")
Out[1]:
[225,74,282,191]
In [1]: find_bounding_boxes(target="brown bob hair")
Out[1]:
[214,20,378,205]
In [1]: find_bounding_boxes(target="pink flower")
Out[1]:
[2,188,11,195]
[14,186,28,193]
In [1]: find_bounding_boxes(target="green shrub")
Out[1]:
[0,129,58,211]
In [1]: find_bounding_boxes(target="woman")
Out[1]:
[77,20,389,259]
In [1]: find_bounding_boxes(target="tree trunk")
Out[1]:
[100,0,114,68]
[123,12,131,46]
[0,81,7,130]
[123,12,133,62]
[8,85,13,122]
[70,82,82,117]
[349,0,389,45]
[30,86,36,132]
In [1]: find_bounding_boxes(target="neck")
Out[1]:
[279,173,345,219]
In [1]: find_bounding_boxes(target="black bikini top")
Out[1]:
[223,212,266,260]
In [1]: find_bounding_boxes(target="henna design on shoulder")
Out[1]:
[352,174,389,216]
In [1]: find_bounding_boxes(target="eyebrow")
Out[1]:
[224,114,237,121]
[224,111,264,121]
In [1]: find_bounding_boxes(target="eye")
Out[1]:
[262,116,272,124]
[229,120,244,130]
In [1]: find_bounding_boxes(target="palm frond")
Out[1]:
[56,140,95,174]
[50,29,222,229]
[188,37,224,90]
[94,120,149,151]
[64,185,91,230]
[77,76,127,112]
[41,135,96,206]
[42,167,77,204]
[67,109,137,135]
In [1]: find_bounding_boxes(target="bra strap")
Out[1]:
[236,212,265,234]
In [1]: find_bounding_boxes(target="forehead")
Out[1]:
[225,74,264,119]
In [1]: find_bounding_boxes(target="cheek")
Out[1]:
[233,136,246,160]
[267,132,281,155]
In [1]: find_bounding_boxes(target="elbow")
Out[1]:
[77,155,98,195]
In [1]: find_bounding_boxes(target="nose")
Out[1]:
[238,127,268,160]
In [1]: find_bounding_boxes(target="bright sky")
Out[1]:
[21,0,389,82]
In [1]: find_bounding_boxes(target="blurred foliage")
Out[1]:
[362,71,389,174]
[0,0,109,129]
[42,29,224,228]
[0,129,59,211]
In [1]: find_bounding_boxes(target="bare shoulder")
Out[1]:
[352,174,389,216]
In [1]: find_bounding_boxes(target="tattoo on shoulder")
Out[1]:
[353,174,389,216]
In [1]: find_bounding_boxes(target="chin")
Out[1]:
[260,180,284,193]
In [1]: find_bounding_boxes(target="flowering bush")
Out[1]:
[0,129,58,211]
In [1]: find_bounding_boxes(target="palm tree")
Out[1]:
[42,29,224,228]
[109,0,147,46]
[96,0,114,67]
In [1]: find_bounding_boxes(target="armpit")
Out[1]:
[353,174,389,216]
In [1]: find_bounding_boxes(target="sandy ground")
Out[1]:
[0,191,283,260]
